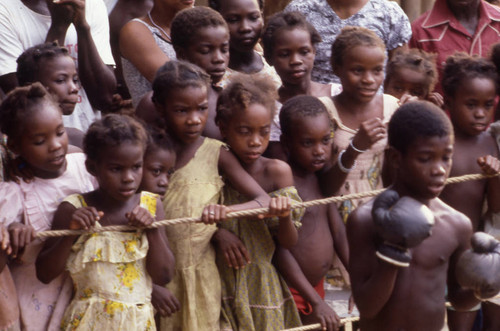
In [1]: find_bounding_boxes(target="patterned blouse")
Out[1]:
[284,0,412,84]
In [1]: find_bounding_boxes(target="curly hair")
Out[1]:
[152,60,211,107]
[83,114,148,163]
[209,0,264,12]
[385,48,438,96]
[442,53,498,97]
[171,6,228,52]
[145,124,175,156]
[262,11,321,64]
[389,101,453,155]
[16,42,71,86]
[215,74,277,126]
[0,82,59,140]
[279,95,331,138]
[330,26,386,73]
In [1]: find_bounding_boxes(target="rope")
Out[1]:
[282,316,360,331]
[35,172,499,238]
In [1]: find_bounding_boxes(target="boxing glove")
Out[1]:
[371,189,435,267]
[456,232,500,300]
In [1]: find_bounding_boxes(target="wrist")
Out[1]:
[338,150,356,173]
[350,138,367,153]
[74,22,91,34]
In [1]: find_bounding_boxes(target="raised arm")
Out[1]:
[346,206,399,318]
[46,0,116,110]
[218,147,270,211]
[119,20,172,83]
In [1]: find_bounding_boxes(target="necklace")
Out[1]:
[148,12,171,41]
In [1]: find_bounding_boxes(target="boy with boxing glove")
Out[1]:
[347,101,486,331]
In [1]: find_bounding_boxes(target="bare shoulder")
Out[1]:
[262,157,294,188]
[347,198,375,232]
[119,19,154,50]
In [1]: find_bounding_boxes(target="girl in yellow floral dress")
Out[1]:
[36,114,175,331]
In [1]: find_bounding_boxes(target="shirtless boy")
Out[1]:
[348,101,480,331]
[274,95,349,331]
[438,54,500,330]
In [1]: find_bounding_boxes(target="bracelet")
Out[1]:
[253,199,263,207]
[349,139,367,153]
[338,150,356,173]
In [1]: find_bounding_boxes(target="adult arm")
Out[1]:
[46,0,116,111]
[120,19,172,83]
[328,203,349,268]
[347,206,399,318]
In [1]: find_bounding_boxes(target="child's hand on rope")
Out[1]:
[70,207,103,230]
[152,284,180,317]
[201,204,230,224]
[258,196,291,220]
[8,222,35,259]
[312,301,340,331]
[212,228,250,269]
[126,206,155,227]
[477,155,500,176]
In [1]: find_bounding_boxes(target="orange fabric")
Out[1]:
[289,279,325,315]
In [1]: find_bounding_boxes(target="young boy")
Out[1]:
[275,95,349,331]
[348,101,481,330]
[439,54,500,331]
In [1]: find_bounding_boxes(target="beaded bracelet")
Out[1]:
[349,139,367,153]
[338,150,357,173]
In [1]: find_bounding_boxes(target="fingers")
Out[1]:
[201,204,228,224]
[8,224,35,258]
[127,206,154,227]
[268,196,291,218]
[71,207,101,230]
[477,155,500,176]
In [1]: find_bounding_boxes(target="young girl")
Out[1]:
[139,126,180,321]
[152,60,272,331]
[170,6,230,140]
[36,114,175,330]
[384,48,443,107]
[0,83,96,331]
[319,26,400,223]
[214,75,302,330]
[16,42,84,147]
[261,10,342,157]
[209,0,282,89]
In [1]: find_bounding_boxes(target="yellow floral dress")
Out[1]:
[161,138,224,331]
[61,194,155,331]
[218,186,303,331]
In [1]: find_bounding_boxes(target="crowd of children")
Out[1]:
[1,1,500,331]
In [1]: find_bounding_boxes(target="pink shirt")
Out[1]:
[0,153,96,331]
[410,0,500,93]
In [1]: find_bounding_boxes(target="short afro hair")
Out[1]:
[385,48,438,97]
[331,26,386,73]
[171,6,228,53]
[0,82,60,141]
[280,95,331,138]
[209,0,264,12]
[145,125,175,156]
[262,11,321,64]
[388,101,453,155]
[83,114,148,163]
[16,42,71,86]
[215,73,277,126]
[442,52,498,97]
[152,60,210,107]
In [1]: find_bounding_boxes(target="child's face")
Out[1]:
[271,28,315,87]
[15,102,68,179]
[447,77,496,136]
[159,85,209,144]
[38,55,80,116]
[218,0,263,52]
[335,45,385,103]
[396,135,453,201]
[181,26,230,84]
[220,103,271,165]
[384,67,428,100]
[140,148,176,197]
[285,113,332,173]
[91,141,144,201]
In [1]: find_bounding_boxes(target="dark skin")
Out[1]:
[274,114,349,331]
[0,223,11,273]
[0,0,117,111]
[446,0,481,36]
[348,136,479,331]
